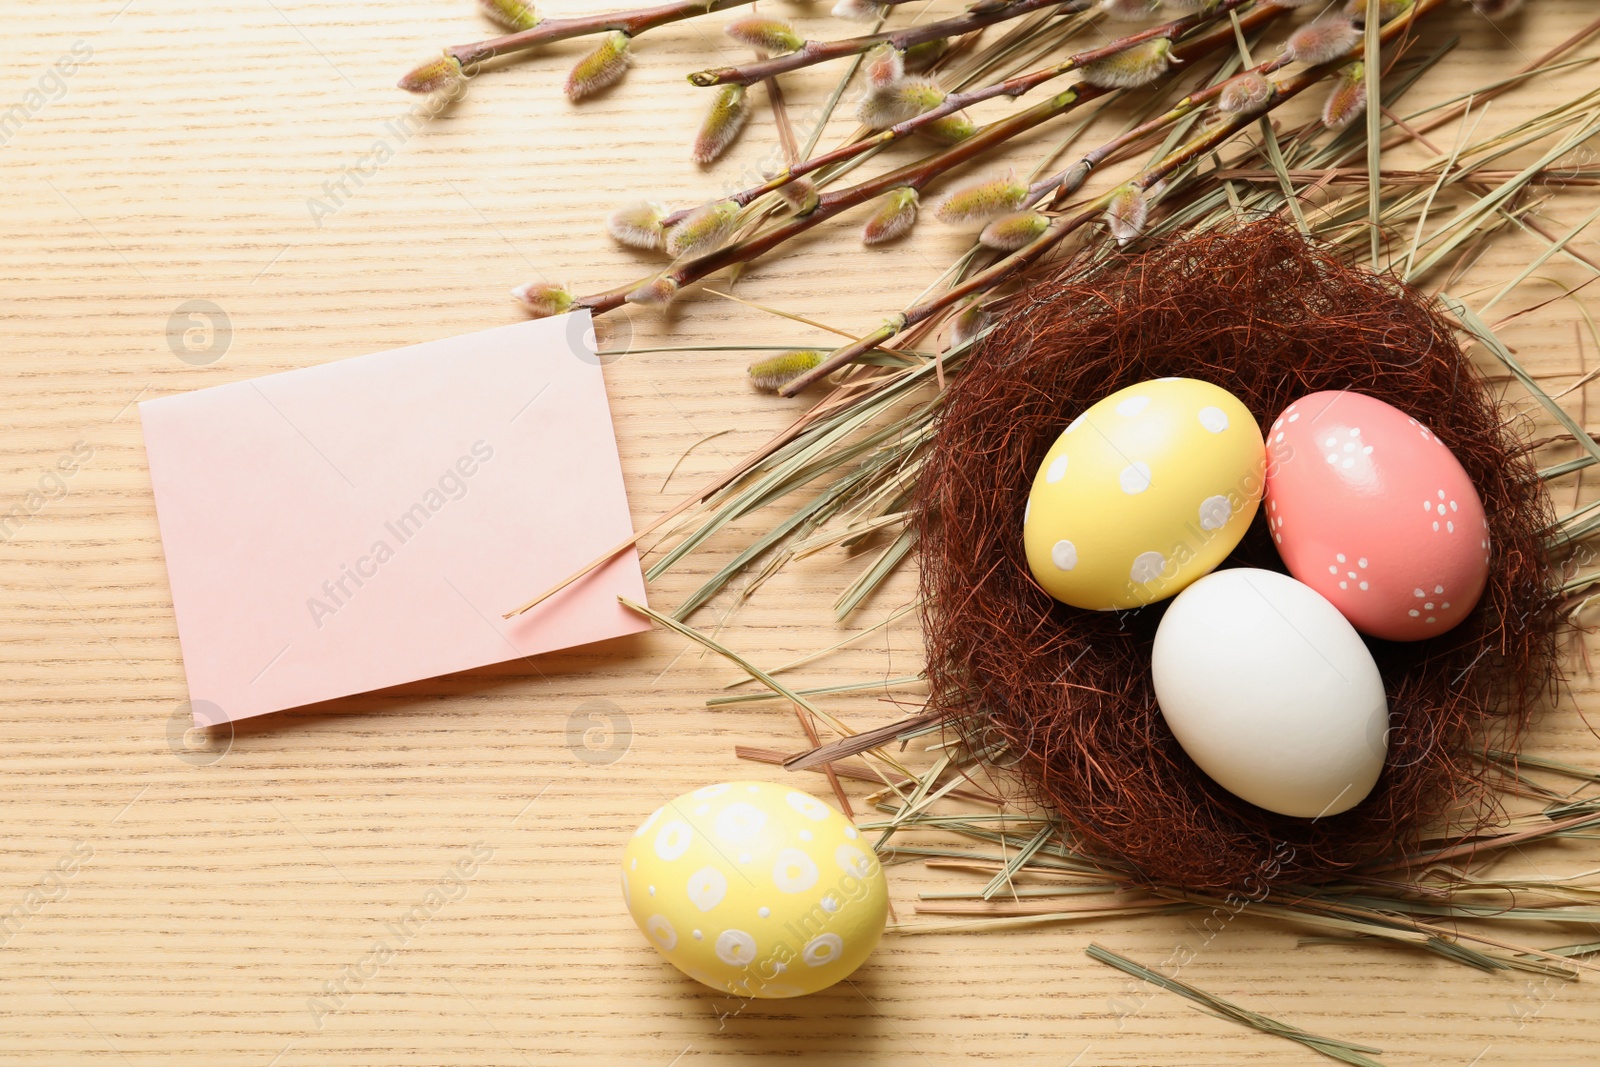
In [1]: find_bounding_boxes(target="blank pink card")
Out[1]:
[140,312,648,725]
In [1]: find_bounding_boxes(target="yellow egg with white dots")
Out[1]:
[1023,377,1266,611]
[621,781,888,998]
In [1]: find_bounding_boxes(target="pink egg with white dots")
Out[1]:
[1264,391,1489,642]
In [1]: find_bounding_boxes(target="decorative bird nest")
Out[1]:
[914,220,1563,889]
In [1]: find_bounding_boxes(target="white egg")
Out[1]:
[1151,568,1388,818]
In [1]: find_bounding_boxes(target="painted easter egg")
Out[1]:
[1152,568,1389,818]
[1023,377,1266,611]
[1264,391,1489,641]
[621,781,888,998]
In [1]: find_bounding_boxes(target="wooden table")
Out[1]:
[3,1,1598,1062]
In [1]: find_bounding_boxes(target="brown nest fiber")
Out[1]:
[915,220,1562,889]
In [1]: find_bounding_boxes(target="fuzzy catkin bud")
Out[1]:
[862,188,920,245]
[1217,71,1274,115]
[565,31,631,100]
[607,202,669,250]
[776,177,820,215]
[1285,17,1361,66]
[398,53,466,94]
[692,84,751,164]
[1100,0,1161,18]
[979,211,1050,251]
[1079,39,1177,89]
[511,282,574,317]
[1104,184,1148,245]
[858,78,946,129]
[626,276,680,308]
[920,113,975,144]
[864,44,904,89]
[665,200,740,258]
[1158,0,1204,10]
[1345,0,1412,23]
[832,0,883,21]
[904,38,949,73]
[725,16,805,53]
[934,172,1031,226]
[477,0,539,31]
[949,301,989,350]
[1322,61,1368,131]
[748,350,825,391]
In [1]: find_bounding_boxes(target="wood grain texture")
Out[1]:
[2,1,1598,1063]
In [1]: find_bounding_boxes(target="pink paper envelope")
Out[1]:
[140,312,648,725]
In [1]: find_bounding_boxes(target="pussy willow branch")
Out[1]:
[1035,39,1293,199]
[592,93,1091,309]
[783,101,1274,391]
[576,9,1276,314]
[664,0,1263,225]
[416,0,1079,82]
[428,0,759,74]
[687,0,1091,88]
[779,0,1452,395]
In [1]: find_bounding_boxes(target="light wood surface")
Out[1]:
[3,1,1600,1063]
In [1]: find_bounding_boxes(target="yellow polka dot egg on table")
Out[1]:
[621,781,889,998]
[1023,378,1266,611]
